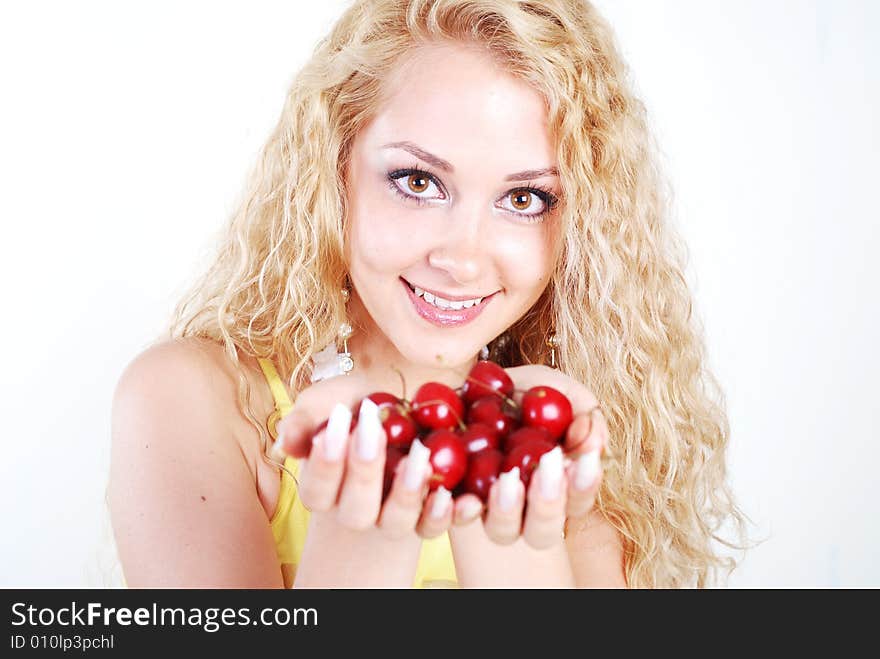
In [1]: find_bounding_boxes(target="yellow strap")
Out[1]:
[258,356,457,588]
[257,358,294,415]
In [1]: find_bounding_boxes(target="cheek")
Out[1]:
[494,227,554,295]
[348,182,421,274]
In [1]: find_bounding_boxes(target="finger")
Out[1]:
[564,406,608,457]
[416,485,454,539]
[271,407,319,460]
[566,448,603,520]
[505,365,598,411]
[296,403,352,512]
[483,467,525,545]
[505,364,559,405]
[562,412,592,455]
[452,493,484,527]
[522,447,567,549]
[336,398,387,530]
[378,439,433,539]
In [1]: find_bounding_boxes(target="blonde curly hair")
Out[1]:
[169,0,748,587]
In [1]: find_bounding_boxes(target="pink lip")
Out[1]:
[401,278,496,327]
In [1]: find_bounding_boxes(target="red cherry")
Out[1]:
[457,423,500,455]
[504,426,554,454]
[462,448,504,502]
[412,382,465,431]
[466,396,518,439]
[423,429,468,491]
[367,392,401,409]
[461,360,514,406]
[378,406,417,449]
[520,385,573,442]
[383,446,406,499]
[502,439,555,489]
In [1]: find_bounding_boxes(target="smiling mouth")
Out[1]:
[400,278,497,311]
[400,277,498,327]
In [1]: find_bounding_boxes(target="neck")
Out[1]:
[344,295,480,398]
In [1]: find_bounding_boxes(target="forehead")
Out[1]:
[361,43,555,168]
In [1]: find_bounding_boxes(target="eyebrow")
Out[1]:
[381,141,558,181]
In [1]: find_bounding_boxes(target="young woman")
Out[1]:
[109,0,746,588]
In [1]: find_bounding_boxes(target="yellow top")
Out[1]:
[257,357,458,588]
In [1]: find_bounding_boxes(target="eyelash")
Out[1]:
[385,166,559,223]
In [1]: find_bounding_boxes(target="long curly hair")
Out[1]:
[169,0,748,587]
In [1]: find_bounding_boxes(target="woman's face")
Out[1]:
[345,43,560,369]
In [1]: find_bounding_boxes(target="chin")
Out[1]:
[394,333,482,371]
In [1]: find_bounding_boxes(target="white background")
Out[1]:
[1,0,877,587]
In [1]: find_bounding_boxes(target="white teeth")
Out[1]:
[409,283,485,311]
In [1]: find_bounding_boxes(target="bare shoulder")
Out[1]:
[109,337,283,587]
[564,509,628,588]
[114,337,240,402]
[112,337,274,448]
[112,337,226,444]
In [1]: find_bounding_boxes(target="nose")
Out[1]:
[426,204,487,284]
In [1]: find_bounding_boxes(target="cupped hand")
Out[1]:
[480,364,609,549]
[271,377,454,541]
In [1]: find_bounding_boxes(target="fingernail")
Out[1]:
[311,431,324,455]
[538,446,563,501]
[270,436,287,462]
[275,415,287,439]
[324,403,352,461]
[431,486,452,519]
[458,497,483,521]
[355,398,383,461]
[575,449,601,490]
[404,439,431,491]
[498,467,520,512]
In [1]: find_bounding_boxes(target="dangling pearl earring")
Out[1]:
[479,345,489,360]
[338,287,354,375]
[309,286,355,382]
[547,333,560,369]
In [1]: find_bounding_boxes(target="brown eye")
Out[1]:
[407,174,429,193]
[510,190,532,211]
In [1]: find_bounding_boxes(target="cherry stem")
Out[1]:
[412,398,468,432]
[462,374,519,410]
[390,365,408,401]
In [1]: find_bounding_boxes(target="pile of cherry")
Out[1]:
[316,360,575,502]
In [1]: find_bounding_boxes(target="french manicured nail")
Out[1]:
[323,403,352,461]
[431,486,452,519]
[270,416,287,460]
[575,449,601,490]
[458,497,483,521]
[404,439,431,491]
[355,398,383,461]
[538,446,563,501]
[498,467,520,512]
[270,436,287,462]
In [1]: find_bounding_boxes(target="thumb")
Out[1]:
[563,411,593,456]
[272,407,318,460]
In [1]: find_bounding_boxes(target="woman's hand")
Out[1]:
[478,364,609,550]
[271,376,454,540]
